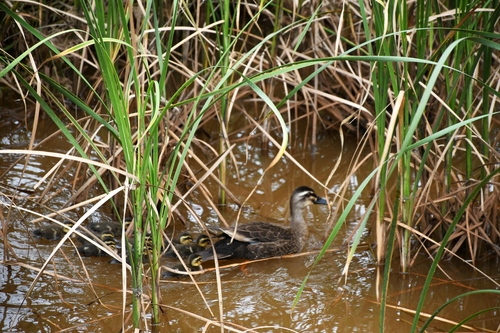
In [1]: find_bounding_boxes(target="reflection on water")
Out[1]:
[0,110,499,333]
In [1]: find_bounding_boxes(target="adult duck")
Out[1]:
[199,186,327,261]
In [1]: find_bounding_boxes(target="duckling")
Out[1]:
[88,217,132,236]
[76,232,117,257]
[162,253,203,278]
[193,234,211,251]
[199,186,327,261]
[141,234,154,261]
[164,234,210,258]
[32,220,75,240]
[111,234,154,264]
[162,232,194,257]
[174,232,193,245]
[162,232,193,248]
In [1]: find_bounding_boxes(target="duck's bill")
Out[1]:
[315,197,328,205]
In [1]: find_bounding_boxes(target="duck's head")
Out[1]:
[196,234,211,248]
[101,232,115,241]
[290,186,328,210]
[124,218,133,230]
[62,220,75,233]
[101,232,116,250]
[143,234,154,255]
[188,254,203,267]
[179,232,194,244]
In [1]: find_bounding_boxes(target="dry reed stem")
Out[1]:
[6,261,128,293]
[161,304,261,333]
[160,247,346,278]
[365,298,491,332]
[395,220,500,288]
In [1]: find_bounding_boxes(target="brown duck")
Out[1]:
[199,186,327,261]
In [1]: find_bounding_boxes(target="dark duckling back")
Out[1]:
[32,220,75,241]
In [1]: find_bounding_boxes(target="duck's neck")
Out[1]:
[290,206,308,236]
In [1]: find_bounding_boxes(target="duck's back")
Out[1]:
[218,221,293,243]
[202,222,305,260]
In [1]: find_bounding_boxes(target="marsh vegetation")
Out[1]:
[1,0,500,331]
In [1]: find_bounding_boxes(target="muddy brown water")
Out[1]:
[0,107,499,332]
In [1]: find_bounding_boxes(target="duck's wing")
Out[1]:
[198,238,248,261]
[219,222,292,243]
[247,239,301,259]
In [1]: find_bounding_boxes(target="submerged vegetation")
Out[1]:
[0,0,499,331]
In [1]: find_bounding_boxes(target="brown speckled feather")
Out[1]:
[218,222,294,243]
